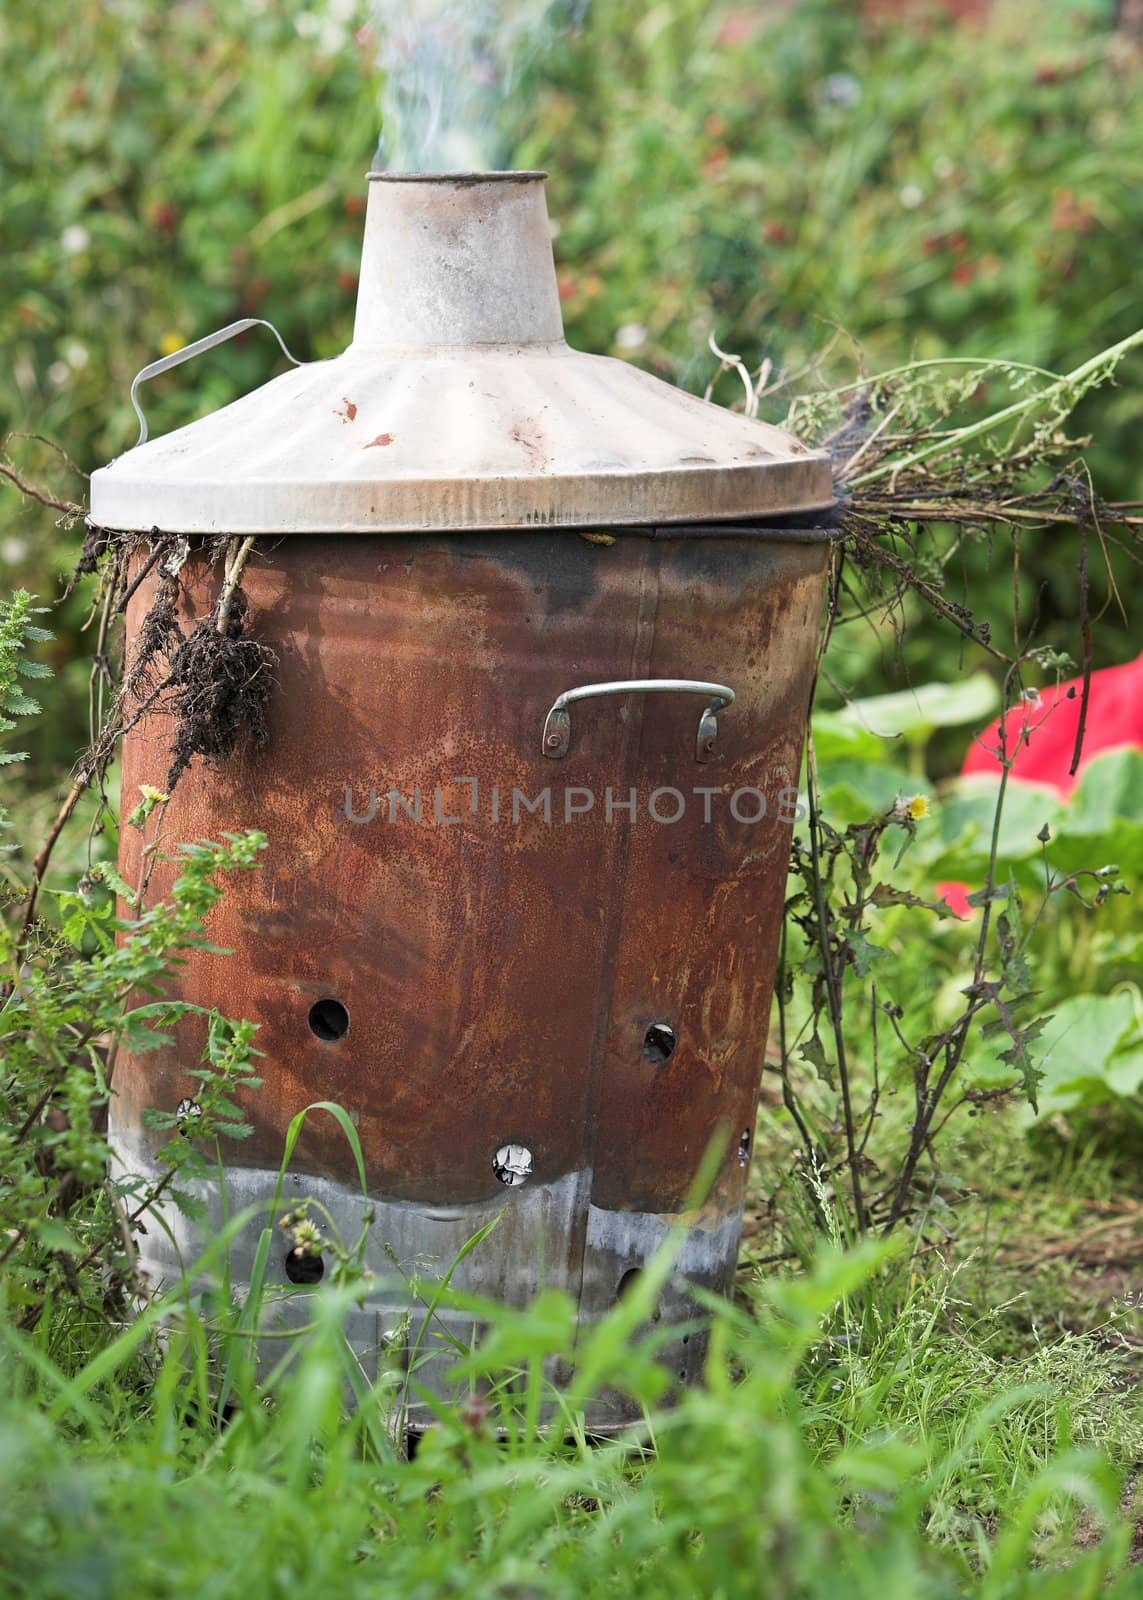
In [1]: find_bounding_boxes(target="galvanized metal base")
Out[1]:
[114,1129,738,1432]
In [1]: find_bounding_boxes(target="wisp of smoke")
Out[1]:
[369,0,573,172]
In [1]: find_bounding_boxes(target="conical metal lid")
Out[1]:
[90,173,833,535]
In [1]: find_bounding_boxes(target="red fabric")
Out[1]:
[937,653,1143,917]
[937,881,975,919]
[961,653,1143,797]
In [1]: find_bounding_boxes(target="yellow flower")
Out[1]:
[139,784,169,804]
[158,332,185,357]
[906,794,929,821]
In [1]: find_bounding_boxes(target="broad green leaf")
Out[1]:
[919,776,1062,877]
[1033,990,1143,1114]
[1068,748,1143,830]
[817,763,934,823]
[835,673,1000,742]
[810,710,885,764]
[1028,749,1143,880]
[1047,816,1143,881]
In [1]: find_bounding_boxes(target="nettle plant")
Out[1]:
[0,591,264,1341]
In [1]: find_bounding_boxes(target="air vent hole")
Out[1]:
[284,1249,324,1285]
[616,1267,661,1320]
[492,1143,533,1187]
[643,1023,676,1064]
[308,998,349,1041]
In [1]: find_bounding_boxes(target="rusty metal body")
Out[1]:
[93,173,833,1426]
[114,529,827,1410]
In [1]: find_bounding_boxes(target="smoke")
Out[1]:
[368,0,575,173]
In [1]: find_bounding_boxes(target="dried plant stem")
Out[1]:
[217,537,257,635]
[18,670,173,943]
[851,328,1143,488]
[852,497,1143,530]
[0,460,84,518]
[882,682,1020,1232]
[805,735,868,1234]
[115,546,164,615]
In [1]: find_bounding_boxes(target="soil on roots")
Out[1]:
[164,590,276,791]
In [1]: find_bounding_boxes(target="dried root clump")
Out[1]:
[164,588,275,791]
[127,569,182,694]
[75,522,113,577]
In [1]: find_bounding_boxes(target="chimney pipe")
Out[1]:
[352,172,566,350]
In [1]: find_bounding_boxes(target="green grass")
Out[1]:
[2,1132,1143,1599]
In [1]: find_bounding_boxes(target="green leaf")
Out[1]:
[1033,990,1143,1114]
[1042,749,1143,880]
[844,928,884,976]
[817,764,933,823]
[3,689,42,716]
[1068,748,1143,829]
[869,882,945,912]
[810,710,884,764]
[88,861,139,906]
[31,1219,81,1255]
[835,673,1000,743]
[921,776,1063,878]
[799,1030,834,1088]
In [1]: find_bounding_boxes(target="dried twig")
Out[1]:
[0,460,84,518]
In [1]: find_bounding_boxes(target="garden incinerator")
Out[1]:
[90,171,834,1425]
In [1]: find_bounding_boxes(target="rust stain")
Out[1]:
[334,397,358,423]
[116,533,827,1224]
[365,432,394,448]
[510,424,546,471]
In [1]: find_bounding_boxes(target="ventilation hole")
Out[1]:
[174,1097,202,1136]
[284,1249,324,1285]
[642,1022,676,1064]
[738,1127,752,1168]
[308,998,349,1041]
[616,1267,661,1320]
[492,1143,533,1187]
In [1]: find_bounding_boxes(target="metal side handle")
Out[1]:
[541,678,735,763]
[129,318,305,447]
